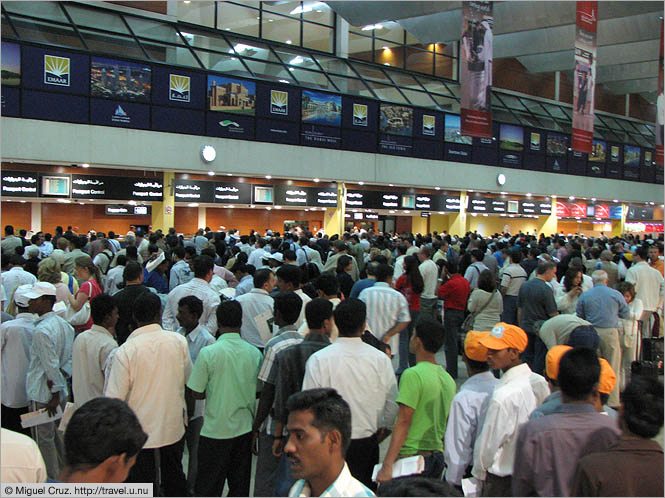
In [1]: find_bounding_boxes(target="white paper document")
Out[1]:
[57,402,77,432]
[371,455,424,482]
[20,405,63,428]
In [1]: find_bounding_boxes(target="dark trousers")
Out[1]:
[126,437,186,497]
[422,451,445,479]
[185,416,203,495]
[483,473,512,497]
[253,430,280,496]
[346,435,379,492]
[1,404,30,436]
[398,309,419,374]
[500,295,519,325]
[195,431,252,498]
[523,333,547,375]
[443,308,465,379]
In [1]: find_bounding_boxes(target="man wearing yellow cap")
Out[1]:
[470,323,549,496]
[530,345,572,420]
[443,330,498,488]
[512,347,621,497]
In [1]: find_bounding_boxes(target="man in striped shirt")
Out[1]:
[500,250,527,325]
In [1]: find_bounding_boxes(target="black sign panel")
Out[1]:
[274,185,309,206]
[468,197,489,213]
[473,146,498,166]
[214,182,252,204]
[152,107,204,135]
[568,158,586,176]
[256,83,300,121]
[436,195,462,212]
[256,119,299,145]
[488,199,507,213]
[151,66,206,109]
[413,139,443,160]
[640,168,656,183]
[1,171,39,197]
[547,156,567,173]
[108,178,163,201]
[173,179,215,203]
[473,122,499,148]
[1,87,19,117]
[345,190,375,209]
[301,124,341,149]
[523,152,546,171]
[307,188,338,207]
[623,168,640,181]
[342,97,378,132]
[71,175,112,199]
[444,143,473,163]
[500,150,523,168]
[21,46,89,94]
[206,112,255,140]
[342,129,377,153]
[585,161,605,178]
[378,192,401,209]
[22,90,88,124]
[90,98,150,129]
[627,205,654,220]
[413,194,434,211]
[379,134,413,156]
[520,200,552,215]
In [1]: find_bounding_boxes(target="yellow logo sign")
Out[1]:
[423,114,435,135]
[169,74,191,102]
[271,90,288,115]
[353,104,368,126]
[44,55,70,86]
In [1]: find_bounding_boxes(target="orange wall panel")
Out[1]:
[40,203,151,235]
[1,202,32,232]
[205,208,323,235]
[174,207,199,236]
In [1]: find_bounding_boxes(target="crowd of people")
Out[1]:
[1,222,663,497]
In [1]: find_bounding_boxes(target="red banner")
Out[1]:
[460,1,493,138]
[556,201,587,218]
[656,19,663,166]
[572,1,598,153]
[594,204,610,219]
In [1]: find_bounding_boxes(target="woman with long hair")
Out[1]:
[616,281,643,390]
[467,269,502,331]
[555,266,584,314]
[68,255,103,333]
[335,255,354,299]
[394,255,424,372]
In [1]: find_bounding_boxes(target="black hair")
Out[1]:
[510,249,522,264]
[558,347,601,400]
[336,255,352,275]
[5,225,14,235]
[621,376,664,438]
[192,255,214,279]
[173,246,186,260]
[305,298,333,330]
[116,254,127,267]
[635,245,649,261]
[415,316,445,354]
[334,298,366,337]
[374,263,393,283]
[536,261,556,274]
[563,266,583,293]
[403,255,425,294]
[470,248,484,262]
[377,476,463,497]
[283,249,296,262]
[275,264,302,288]
[253,268,274,289]
[64,397,147,471]
[184,246,197,258]
[273,291,302,325]
[216,299,243,329]
[477,269,496,293]
[90,294,116,326]
[133,292,161,324]
[314,273,339,296]
[285,388,352,455]
[178,295,203,319]
[123,261,143,282]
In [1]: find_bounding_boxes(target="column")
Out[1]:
[198,206,206,230]
[323,182,346,236]
[31,202,41,233]
[611,203,627,237]
[429,213,449,234]
[151,171,175,232]
[448,191,468,236]
[537,197,558,236]
[411,215,428,235]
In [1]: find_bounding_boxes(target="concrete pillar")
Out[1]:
[411,215,428,235]
[448,191,468,236]
[429,213,449,234]
[611,204,627,237]
[336,15,349,58]
[537,197,558,236]
[151,171,175,232]
[555,71,561,101]
[323,182,346,236]
[625,94,630,117]
[31,202,41,233]
[198,206,206,230]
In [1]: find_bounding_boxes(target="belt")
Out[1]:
[415,450,443,457]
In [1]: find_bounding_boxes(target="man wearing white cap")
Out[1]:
[1,284,36,435]
[25,282,75,479]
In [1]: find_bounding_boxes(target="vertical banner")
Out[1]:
[460,1,493,138]
[572,1,598,153]
[656,19,664,166]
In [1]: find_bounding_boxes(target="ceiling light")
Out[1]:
[569,196,575,200]
[361,23,383,31]
[358,181,364,185]
[471,213,477,217]
[313,178,320,182]
[526,193,532,197]
[226,173,232,176]
[266,207,272,211]
[384,63,391,66]
[207,171,215,176]
[289,56,304,64]
[613,199,619,203]
[275,206,282,209]
[57,199,71,204]
[389,210,396,214]
[435,186,440,190]
[188,203,199,207]
[233,43,257,53]
[78,202,85,205]
[591,197,597,201]
[265,175,272,179]
[382,46,390,50]
[285,39,292,44]
[279,79,290,83]
[268,18,274,22]
[225,27,231,31]
[81,163,90,168]
[404,210,410,214]
[290,4,313,14]
[438,211,445,214]
[88,199,94,202]
[469,190,474,193]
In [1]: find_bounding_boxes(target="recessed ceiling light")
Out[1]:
[188,203,199,207]
[81,163,90,168]
[613,199,618,203]
[469,190,474,193]
[358,181,364,185]
[226,173,232,176]
[285,39,292,44]
[526,193,532,197]
[275,206,281,209]
[313,178,320,182]
[266,207,272,210]
[569,196,575,200]
[265,175,272,179]
[389,183,394,187]
[404,210,410,214]
[591,197,597,201]
[207,171,215,176]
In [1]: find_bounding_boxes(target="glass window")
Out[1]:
[262,1,302,19]
[349,62,392,84]
[302,3,334,26]
[288,67,335,90]
[366,82,408,104]
[401,89,436,108]
[11,17,85,49]
[4,1,69,24]
[541,103,568,120]
[494,109,520,125]
[125,17,181,44]
[262,14,301,45]
[405,47,433,74]
[415,75,454,97]
[348,32,373,62]
[66,5,131,35]
[385,70,420,89]
[303,22,333,52]
[195,49,252,76]
[434,54,454,79]
[180,28,232,52]
[430,94,459,113]
[313,55,355,76]
[142,41,202,68]
[326,74,373,97]
[373,22,403,44]
[244,59,296,83]
[79,30,145,59]
[217,1,260,37]
[226,37,272,58]
[176,1,215,28]
[2,14,18,39]
[272,47,316,67]
[374,41,403,69]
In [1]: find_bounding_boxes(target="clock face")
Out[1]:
[497,173,506,186]
[201,145,216,162]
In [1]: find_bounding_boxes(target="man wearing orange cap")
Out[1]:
[443,330,498,488]
[530,345,572,420]
[597,358,618,420]
[512,348,620,497]
[471,323,549,496]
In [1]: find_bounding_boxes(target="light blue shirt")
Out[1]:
[177,324,215,364]
[576,283,630,328]
[169,260,193,292]
[39,241,54,258]
[530,390,562,420]
[25,312,74,403]
[235,275,254,298]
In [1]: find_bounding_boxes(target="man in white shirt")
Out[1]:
[464,249,490,290]
[1,428,47,483]
[1,255,37,303]
[276,264,311,330]
[418,246,439,321]
[169,247,193,292]
[248,238,270,270]
[444,331,498,487]
[1,284,36,434]
[625,245,664,338]
[1,225,24,256]
[303,298,398,490]
[499,250,527,325]
[392,244,408,282]
[471,323,549,496]
[235,268,275,349]
[72,294,118,407]
[104,254,126,295]
[25,282,74,479]
[105,291,191,496]
[358,264,410,371]
[162,255,220,333]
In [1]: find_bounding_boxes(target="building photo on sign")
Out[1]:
[208,75,256,114]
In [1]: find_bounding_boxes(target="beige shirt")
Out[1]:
[105,323,192,448]
[72,324,118,407]
[0,428,47,483]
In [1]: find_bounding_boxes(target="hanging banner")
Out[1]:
[656,19,664,166]
[460,1,493,138]
[571,1,598,153]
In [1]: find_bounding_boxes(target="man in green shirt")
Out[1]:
[376,316,457,483]
[186,300,263,497]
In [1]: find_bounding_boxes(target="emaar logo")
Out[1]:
[111,105,130,124]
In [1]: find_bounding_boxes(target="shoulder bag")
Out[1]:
[461,290,496,333]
